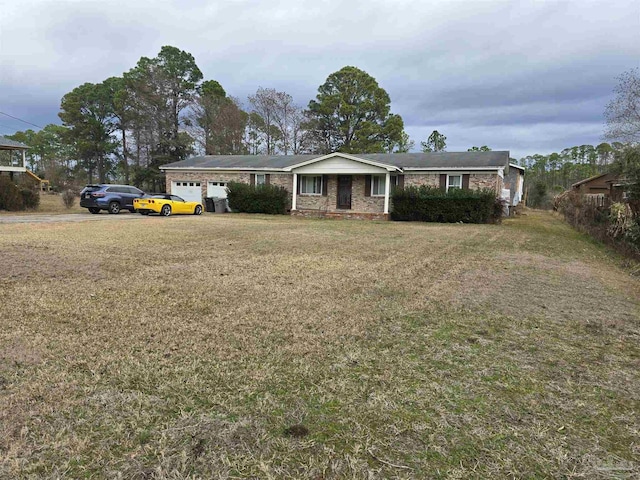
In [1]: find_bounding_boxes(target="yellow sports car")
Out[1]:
[133,194,203,216]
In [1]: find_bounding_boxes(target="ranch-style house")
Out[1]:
[161,151,522,219]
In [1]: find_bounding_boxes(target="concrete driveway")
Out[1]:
[0,213,143,224]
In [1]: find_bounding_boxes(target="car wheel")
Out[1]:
[161,205,172,217]
[194,205,202,215]
[88,207,101,214]
[108,202,121,214]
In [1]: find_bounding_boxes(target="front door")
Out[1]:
[337,175,352,209]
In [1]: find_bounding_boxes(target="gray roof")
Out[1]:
[161,151,510,171]
[0,135,29,150]
[163,154,318,169]
[359,152,509,169]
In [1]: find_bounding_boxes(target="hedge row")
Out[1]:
[0,176,40,211]
[391,186,503,223]
[226,181,289,214]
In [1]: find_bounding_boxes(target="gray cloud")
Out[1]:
[1,0,638,158]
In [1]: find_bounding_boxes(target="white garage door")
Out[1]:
[207,181,228,199]
[172,181,202,203]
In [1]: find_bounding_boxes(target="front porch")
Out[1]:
[0,135,28,176]
[287,153,398,220]
[292,174,390,219]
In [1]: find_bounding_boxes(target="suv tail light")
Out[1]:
[92,192,106,198]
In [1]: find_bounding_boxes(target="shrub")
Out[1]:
[391,186,502,224]
[528,180,552,209]
[558,192,640,258]
[226,181,289,214]
[0,175,24,211]
[20,188,40,209]
[61,190,76,209]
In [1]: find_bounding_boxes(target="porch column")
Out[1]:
[383,171,390,214]
[292,172,297,210]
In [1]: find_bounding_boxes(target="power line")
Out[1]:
[0,111,43,129]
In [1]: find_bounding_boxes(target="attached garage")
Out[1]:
[207,181,228,199]
[171,181,202,203]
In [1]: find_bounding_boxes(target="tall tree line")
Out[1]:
[8,53,411,191]
[519,143,621,195]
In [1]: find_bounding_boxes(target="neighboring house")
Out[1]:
[0,135,28,179]
[572,173,619,195]
[607,179,631,203]
[160,151,514,220]
[572,173,620,207]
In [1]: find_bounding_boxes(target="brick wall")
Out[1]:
[469,173,501,193]
[404,173,440,188]
[296,175,385,214]
[165,170,503,214]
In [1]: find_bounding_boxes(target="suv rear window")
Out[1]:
[82,185,102,193]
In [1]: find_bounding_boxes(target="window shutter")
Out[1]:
[265,174,271,186]
[397,174,404,189]
[462,174,470,190]
[439,174,447,191]
[365,175,371,196]
[322,175,328,196]
[250,174,256,186]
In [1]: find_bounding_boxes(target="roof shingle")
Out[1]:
[161,151,511,171]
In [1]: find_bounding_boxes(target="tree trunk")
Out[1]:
[98,155,105,183]
[122,128,129,184]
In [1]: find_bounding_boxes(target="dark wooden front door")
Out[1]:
[337,175,352,209]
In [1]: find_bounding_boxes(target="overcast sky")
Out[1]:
[1,0,638,158]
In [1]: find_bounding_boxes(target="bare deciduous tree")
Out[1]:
[605,69,640,143]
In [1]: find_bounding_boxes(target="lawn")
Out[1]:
[0,212,638,479]
[0,192,85,215]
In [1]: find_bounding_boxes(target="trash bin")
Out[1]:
[204,197,216,213]
[213,198,227,213]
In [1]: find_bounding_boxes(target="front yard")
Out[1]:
[0,212,638,478]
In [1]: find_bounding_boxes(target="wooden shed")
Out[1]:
[572,173,619,195]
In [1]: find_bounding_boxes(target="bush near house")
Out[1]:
[391,186,503,223]
[0,175,25,211]
[557,146,640,259]
[0,175,41,211]
[557,190,639,258]
[20,187,40,209]
[226,181,289,215]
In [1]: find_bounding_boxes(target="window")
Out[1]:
[371,175,386,196]
[447,175,462,192]
[301,175,322,195]
[256,174,266,185]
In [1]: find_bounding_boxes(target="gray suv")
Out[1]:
[80,184,146,214]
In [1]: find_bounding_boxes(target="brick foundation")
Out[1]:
[292,209,389,221]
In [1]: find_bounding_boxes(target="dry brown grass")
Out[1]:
[0,211,638,478]
[0,192,85,215]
